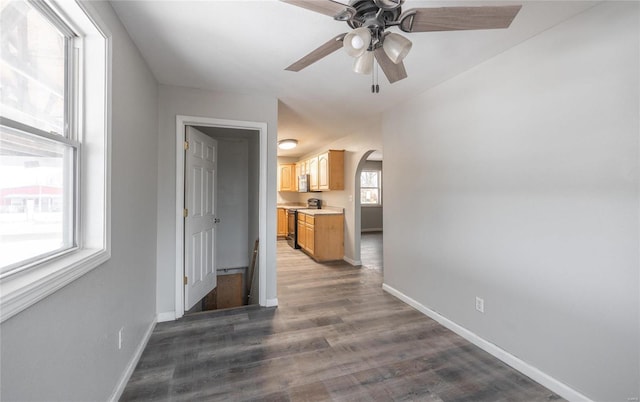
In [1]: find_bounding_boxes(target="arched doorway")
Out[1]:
[354,149,383,271]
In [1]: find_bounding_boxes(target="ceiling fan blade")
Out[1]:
[399,5,522,33]
[374,47,407,84]
[285,33,347,72]
[281,0,356,20]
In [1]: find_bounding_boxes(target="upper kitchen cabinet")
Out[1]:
[318,150,344,191]
[278,163,296,192]
[308,157,319,191]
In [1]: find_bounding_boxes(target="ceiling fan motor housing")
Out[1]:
[347,0,402,31]
[344,0,404,51]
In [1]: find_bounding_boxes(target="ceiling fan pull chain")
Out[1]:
[375,59,380,93]
[371,59,375,93]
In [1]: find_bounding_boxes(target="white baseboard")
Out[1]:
[157,311,176,322]
[381,283,593,402]
[343,256,362,266]
[108,316,156,402]
[265,297,278,307]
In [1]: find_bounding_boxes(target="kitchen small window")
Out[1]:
[360,170,381,206]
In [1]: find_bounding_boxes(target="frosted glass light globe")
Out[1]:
[351,35,364,50]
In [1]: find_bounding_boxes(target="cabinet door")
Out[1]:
[277,208,287,237]
[305,223,315,254]
[295,163,302,191]
[278,163,295,191]
[318,152,329,190]
[297,216,306,249]
[309,157,319,191]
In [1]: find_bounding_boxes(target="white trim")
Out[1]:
[157,311,176,323]
[381,283,593,402]
[265,297,278,307]
[108,317,156,402]
[0,249,109,322]
[361,228,383,233]
[175,115,268,320]
[343,256,362,266]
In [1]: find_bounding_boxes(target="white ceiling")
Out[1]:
[110,0,597,157]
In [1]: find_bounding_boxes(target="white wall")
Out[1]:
[156,85,278,315]
[383,3,639,401]
[0,2,159,400]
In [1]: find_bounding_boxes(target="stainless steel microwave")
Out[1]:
[298,174,309,192]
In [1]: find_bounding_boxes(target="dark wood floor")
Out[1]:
[361,231,383,272]
[121,239,562,401]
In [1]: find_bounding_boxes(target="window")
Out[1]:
[361,170,381,205]
[1,0,78,275]
[0,0,111,322]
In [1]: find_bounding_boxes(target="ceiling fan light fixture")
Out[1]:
[382,33,412,64]
[278,139,298,150]
[343,27,372,58]
[353,51,374,75]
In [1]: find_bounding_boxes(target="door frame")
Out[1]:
[353,149,378,265]
[175,115,267,319]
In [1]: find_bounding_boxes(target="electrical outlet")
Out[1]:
[475,297,485,313]
[118,327,123,350]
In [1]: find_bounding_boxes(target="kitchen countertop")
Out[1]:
[297,208,344,216]
[277,204,305,210]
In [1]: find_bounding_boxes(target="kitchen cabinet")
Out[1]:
[277,208,287,238]
[318,150,344,191]
[297,216,306,249]
[278,163,296,192]
[297,212,343,262]
[295,163,303,191]
[308,157,319,191]
[304,215,315,255]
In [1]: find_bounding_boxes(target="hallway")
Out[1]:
[120,240,561,401]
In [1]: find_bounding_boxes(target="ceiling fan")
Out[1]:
[282,0,521,91]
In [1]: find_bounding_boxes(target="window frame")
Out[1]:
[0,0,112,323]
[0,118,81,276]
[360,169,382,207]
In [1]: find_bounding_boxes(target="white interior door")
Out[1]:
[184,126,218,310]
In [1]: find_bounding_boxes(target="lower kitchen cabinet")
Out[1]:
[277,208,287,238]
[298,212,343,262]
[297,217,306,249]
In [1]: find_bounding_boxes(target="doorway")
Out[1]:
[175,116,267,320]
[184,125,259,313]
[356,150,383,271]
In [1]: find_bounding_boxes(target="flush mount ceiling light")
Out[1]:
[278,139,298,150]
[283,0,522,92]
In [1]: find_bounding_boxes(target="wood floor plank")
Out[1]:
[120,236,563,401]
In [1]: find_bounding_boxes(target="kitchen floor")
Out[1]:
[120,239,562,401]
[361,231,382,271]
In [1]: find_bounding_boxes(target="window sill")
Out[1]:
[0,248,110,323]
[362,204,383,208]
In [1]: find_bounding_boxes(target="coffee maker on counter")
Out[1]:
[307,198,322,209]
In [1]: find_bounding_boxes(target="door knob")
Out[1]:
[214,217,221,223]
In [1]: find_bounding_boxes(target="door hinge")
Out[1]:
[184,276,188,285]
[183,208,188,218]
[184,140,189,150]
